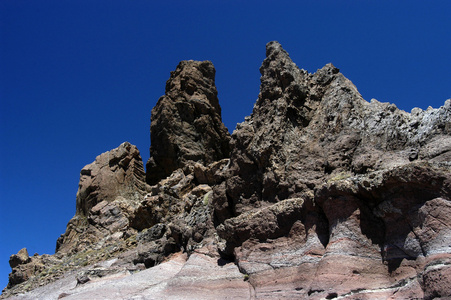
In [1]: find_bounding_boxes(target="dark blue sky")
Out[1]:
[1,1,450,290]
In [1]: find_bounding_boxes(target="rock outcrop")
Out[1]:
[219,41,451,219]
[212,41,451,299]
[55,141,148,255]
[146,60,231,185]
[3,41,451,299]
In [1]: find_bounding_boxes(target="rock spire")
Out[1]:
[146,60,231,185]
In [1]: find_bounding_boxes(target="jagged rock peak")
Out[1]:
[223,41,451,217]
[258,41,308,105]
[165,60,221,113]
[146,60,231,185]
[4,42,451,300]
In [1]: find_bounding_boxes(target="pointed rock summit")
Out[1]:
[221,41,451,217]
[146,60,231,185]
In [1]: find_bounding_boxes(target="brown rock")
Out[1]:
[222,41,451,219]
[216,198,305,255]
[422,256,451,299]
[56,142,148,254]
[213,41,451,298]
[75,141,147,215]
[9,248,31,269]
[6,251,55,290]
[146,60,231,185]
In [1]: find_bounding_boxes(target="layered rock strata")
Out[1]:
[55,142,148,255]
[3,42,451,299]
[213,41,451,299]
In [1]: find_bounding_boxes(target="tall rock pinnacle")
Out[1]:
[146,60,231,185]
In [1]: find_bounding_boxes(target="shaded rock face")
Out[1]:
[4,42,451,299]
[146,60,231,185]
[226,163,451,299]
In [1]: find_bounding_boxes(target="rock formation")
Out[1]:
[146,60,231,185]
[3,41,451,299]
[56,141,148,255]
[214,41,451,299]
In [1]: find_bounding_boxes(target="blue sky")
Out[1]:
[0,0,450,290]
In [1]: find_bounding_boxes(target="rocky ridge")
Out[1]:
[2,41,450,299]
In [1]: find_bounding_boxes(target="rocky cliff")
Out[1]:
[2,41,450,300]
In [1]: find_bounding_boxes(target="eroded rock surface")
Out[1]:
[220,41,451,219]
[5,251,250,300]
[56,141,148,255]
[212,41,451,299]
[3,42,451,299]
[146,60,231,185]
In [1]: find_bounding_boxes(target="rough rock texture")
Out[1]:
[212,41,451,299]
[3,42,451,299]
[146,60,231,185]
[219,41,451,218]
[55,141,148,255]
[3,143,225,297]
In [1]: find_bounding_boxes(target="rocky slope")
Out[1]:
[2,41,450,299]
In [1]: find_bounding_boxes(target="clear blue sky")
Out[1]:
[0,0,450,290]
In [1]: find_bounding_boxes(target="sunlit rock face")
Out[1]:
[222,41,451,217]
[215,41,451,299]
[3,42,451,300]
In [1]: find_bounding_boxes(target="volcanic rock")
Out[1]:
[55,142,148,255]
[213,41,451,299]
[75,141,147,216]
[221,41,451,219]
[3,41,451,299]
[8,249,30,269]
[4,251,251,300]
[146,60,231,185]
[6,250,60,291]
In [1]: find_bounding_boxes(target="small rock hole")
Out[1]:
[326,292,338,299]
